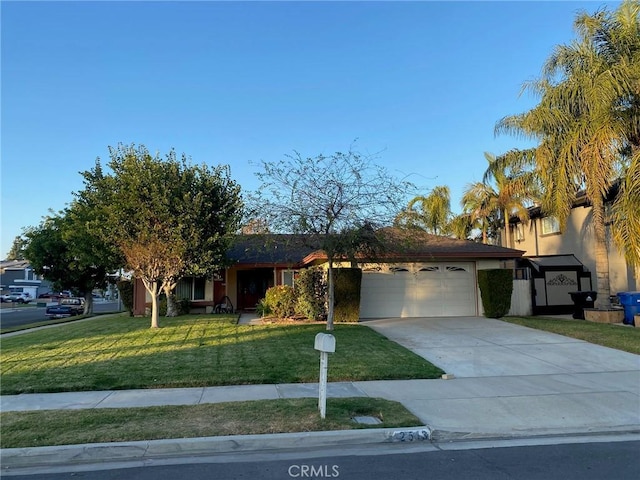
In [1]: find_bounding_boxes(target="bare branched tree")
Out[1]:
[250,147,412,330]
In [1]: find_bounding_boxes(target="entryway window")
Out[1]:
[176,277,206,300]
[282,270,298,287]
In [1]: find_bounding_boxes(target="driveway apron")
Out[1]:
[360,317,640,437]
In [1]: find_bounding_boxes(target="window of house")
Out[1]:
[445,266,467,272]
[419,266,440,272]
[541,216,560,235]
[389,267,409,273]
[176,277,206,300]
[515,224,525,242]
[282,270,298,287]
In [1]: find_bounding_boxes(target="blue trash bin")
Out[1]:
[616,292,640,326]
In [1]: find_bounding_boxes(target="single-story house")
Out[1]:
[133,229,524,318]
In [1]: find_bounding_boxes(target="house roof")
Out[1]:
[228,230,524,267]
[226,234,321,267]
[301,228,524,264]
[0,260,31,272]
[524,254,586,272]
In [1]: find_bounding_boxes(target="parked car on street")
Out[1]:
[45,297,85,318]
[1,292,32,303]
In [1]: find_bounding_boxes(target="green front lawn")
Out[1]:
[0,397,422,448]
[0,314,444,395]
[503,316,640,355]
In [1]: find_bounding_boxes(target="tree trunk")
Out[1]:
[150,290,160,328]
[163,282,178,317]
[503,208,510,249]
[142,278,161,328]
[326,260,335,331]
[592,200,611,310]
[83,292,94,315]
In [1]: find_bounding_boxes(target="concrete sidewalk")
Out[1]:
[0,382,366,412]
[2,316,639,472]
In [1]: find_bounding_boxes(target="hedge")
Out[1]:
[477,269,513,318]
[295,267,326,320]
[333,268,362,323]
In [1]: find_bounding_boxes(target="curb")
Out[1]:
[3,426,640,472]
[0,427,432,470]
[429,425,640,443]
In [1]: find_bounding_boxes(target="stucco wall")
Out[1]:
[513,206,634,293]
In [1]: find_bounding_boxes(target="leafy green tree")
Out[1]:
[23,204,122,314]
[250,147,411,330]
[5,236,27,260]
[496,0,640,306]
[79,144,243,328]
[394,186,452,235]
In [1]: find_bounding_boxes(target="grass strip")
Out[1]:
[502,316,640,355]
[0,314,444,394]
[0,397,421,448]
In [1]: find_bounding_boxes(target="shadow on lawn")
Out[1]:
[1,322,444,395]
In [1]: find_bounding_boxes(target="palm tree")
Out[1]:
[460,181,498,244]
[448,212,475,240]
[459,151,538,246]
[482,151,540,249]
[612,151,640,283]
[394,186,452,235]
[496,1,640,308]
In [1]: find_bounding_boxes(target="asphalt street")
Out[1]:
[6,439,639,480]
[0,301,122,330]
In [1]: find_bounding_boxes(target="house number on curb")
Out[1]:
[391,429,431,442]
[314,333,336,419]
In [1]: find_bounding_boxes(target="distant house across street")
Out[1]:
[0,260,52,299]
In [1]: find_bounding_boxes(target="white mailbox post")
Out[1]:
[314,333,336,419]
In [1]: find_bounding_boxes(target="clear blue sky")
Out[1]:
[1,0,620,258]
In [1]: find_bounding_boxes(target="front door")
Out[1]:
[237,269,273,310]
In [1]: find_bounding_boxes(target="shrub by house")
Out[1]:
[478,269,513,318]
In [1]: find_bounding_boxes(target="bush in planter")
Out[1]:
[294,267,327,320]
[256,298,272,318]
[478,269,513,318]
[176,297,192,315]
[333,268,362,323]
[263,285,296,318]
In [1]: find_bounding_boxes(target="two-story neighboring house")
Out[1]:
[504,188,637,315]
[0,260,52,298]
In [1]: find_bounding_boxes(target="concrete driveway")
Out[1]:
[359,317,640,437]
[364,317,640,378]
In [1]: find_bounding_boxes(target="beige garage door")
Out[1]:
[359,263,477,318]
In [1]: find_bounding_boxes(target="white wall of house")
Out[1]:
[512,205,634,293]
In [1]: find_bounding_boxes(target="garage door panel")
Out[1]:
[359,263,476,318]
